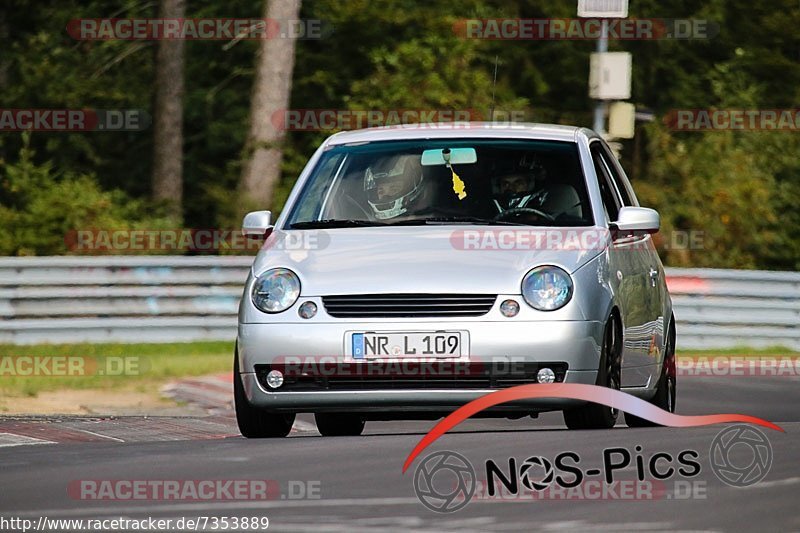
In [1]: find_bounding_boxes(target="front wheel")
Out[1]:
[563,316,621,430]
[314,413,366,436]
[234,348,295,438]
[625,322,677,428]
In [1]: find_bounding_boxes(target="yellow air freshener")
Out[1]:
[451,168,467,200]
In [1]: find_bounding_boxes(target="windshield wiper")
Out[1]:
[289,219,387,229]
[290,216,532,229]
[385,216,528,226]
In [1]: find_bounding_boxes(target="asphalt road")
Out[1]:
[1,374,798,532]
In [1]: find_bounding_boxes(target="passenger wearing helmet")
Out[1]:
[364,154,426,220]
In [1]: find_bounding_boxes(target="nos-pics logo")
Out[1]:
[413,424,773,513]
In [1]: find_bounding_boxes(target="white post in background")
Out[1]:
[578,0,630,135]
[593,20,609,133]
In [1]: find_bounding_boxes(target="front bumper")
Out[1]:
[237,319,603,412]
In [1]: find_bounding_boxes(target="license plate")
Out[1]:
[351,332,462,359]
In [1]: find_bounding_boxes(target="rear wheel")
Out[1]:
[314,413,366,436]
[234,349,295,438]
[563,315,621,430]
[625,321,677,428]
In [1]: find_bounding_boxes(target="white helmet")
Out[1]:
[364,154,424,220]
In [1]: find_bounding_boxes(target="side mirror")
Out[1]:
[612,207,660,234]
[242,210,273,236]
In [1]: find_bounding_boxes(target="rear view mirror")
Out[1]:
[242,210,273,236]
[420,147,477,166]
[613,207,660,234]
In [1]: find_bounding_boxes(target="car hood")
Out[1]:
[252,226,606,295]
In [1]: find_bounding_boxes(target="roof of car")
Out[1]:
[325,122,593,145]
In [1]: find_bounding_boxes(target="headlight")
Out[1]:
[521,266,573,311]
[251,268,301,313]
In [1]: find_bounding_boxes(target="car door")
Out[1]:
[597,144,666,375]
[589,142,653,387]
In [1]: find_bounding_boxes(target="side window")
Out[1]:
[590,144,621,222]
[598,144,635,206]
[288,153,346,222]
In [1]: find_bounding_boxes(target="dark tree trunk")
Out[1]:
[239,0,302,213]
[152,0,186,219]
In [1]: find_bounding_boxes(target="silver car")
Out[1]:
[235,123,675,437]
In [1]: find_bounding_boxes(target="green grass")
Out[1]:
[0,341,233,397]
[0,341,795,399]
[677,346,799,357]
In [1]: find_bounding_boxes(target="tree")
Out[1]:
[0,5,8,91]
[152,0,186,218]
[3,0,799,266]
[239,0,302,214]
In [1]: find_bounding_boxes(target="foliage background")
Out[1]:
[1,0,798,269]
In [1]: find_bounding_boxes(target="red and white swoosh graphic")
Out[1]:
[402,383,784,473]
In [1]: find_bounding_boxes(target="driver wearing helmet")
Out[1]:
[364,154,426,220]
[492,155,583,221]
[492,155,549,214]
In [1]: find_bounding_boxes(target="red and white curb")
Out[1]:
[0,373,319,446]
[0,416,241,445]
[161,373,234,415]
[0,432,55,448]
[162,373,317,434]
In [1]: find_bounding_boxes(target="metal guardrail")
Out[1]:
[0,257,252,345]
[667,268,800,350]
[0,257,797,350]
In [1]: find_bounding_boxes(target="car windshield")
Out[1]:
[285,139,593,228]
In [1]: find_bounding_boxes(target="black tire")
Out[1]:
[563,315,621,430]
[625,322,677,428]
[314,413,366,436]
[234,349,295,438]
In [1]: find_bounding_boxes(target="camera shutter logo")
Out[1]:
[413,451,476,513]
[710,424,773,487]
[519,456,555,491]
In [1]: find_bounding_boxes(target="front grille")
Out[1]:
[321,294,497,318]
[256,362,568,392]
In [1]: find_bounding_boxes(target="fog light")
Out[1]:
[537,367,556,384]
[266,370,284,389]
[499,299,520,317]
[298,301,317,319]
